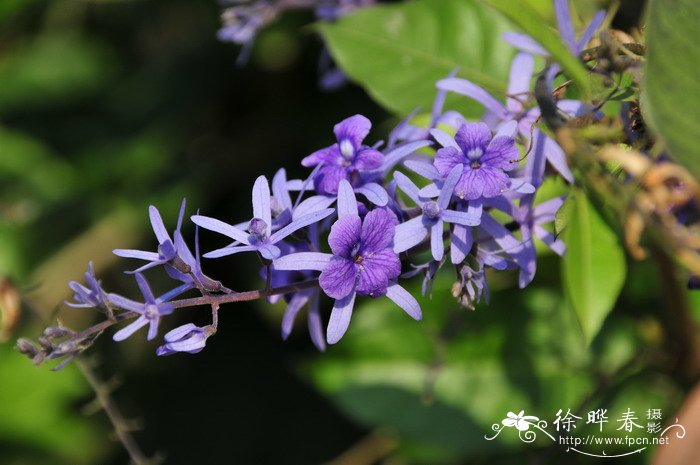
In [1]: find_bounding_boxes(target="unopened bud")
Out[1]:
[16,338,39,357]
[43,326,74,339]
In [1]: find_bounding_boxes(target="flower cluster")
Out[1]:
[19,0,605,367]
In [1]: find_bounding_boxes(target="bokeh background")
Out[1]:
[2,1,693,464]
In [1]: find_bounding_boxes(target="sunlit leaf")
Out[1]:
[318,0,514,116]
[643,0,700,179]
[561,189,626,345]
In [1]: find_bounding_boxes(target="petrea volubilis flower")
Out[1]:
[437,53,591,184]
[498,196,567,257]
[393,164,480,260]
[192,175,334,260]
[66,262,110,311]
[156,323,213,356]
[502,0,604,91]
[262,243,327,351]
[270,168,295,228]
[113,199,189,273]
[434,122,520,201]
[503,0,605,59]
[169,224,229,293]
[302,114,384,195]
[109,273,189,342]
[293,137,431,219]
[275,180,421,344]
[282,287,325,351]
[218,1,275,45]
[452,259,489,310]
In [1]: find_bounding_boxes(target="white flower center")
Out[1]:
[422,201,441,219]
[466,147,483,161]
[340,139,354,160]
[144,304,159,319]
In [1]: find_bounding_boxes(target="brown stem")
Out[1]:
[170,278,319,309]
[649,245,700,378]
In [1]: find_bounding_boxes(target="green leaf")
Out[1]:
[643,0,700,179]
[318,0,514,116]
[480,0,592,98]
[561,189,626,344]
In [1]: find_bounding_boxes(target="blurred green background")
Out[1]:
[1,0,692,464]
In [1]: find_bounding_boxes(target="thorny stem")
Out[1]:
[19,295,154,464]
[76,359,156,465]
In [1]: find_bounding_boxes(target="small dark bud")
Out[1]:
[171,255,192,274]
[44,326,74,339]
[16,338,40,356]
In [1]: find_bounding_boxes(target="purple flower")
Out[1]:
[500,196,567,256]
[281,287,326,351]
[434,122,519,201]
[387,68,465,149]
[315,0,375,20]
[262,243,327,351]
[113,199,188,273]
[320,208,401,299]
[66,262,109,310]
[192,175,334,260]
[436,53,590,185]
[109,273,190,342]
[168,223,229,293]
[453,260,489,310]
[274,180,421,344]
[218,1,275,46]
[292,139,431,218]
[270,168,295,228]
[302,115,384,195]
[503,0,605,58]
[393,164,480,260]
[474,211,535,288]
[501,0,605,106]
[481,195,566,287]
[156,323,212,356]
